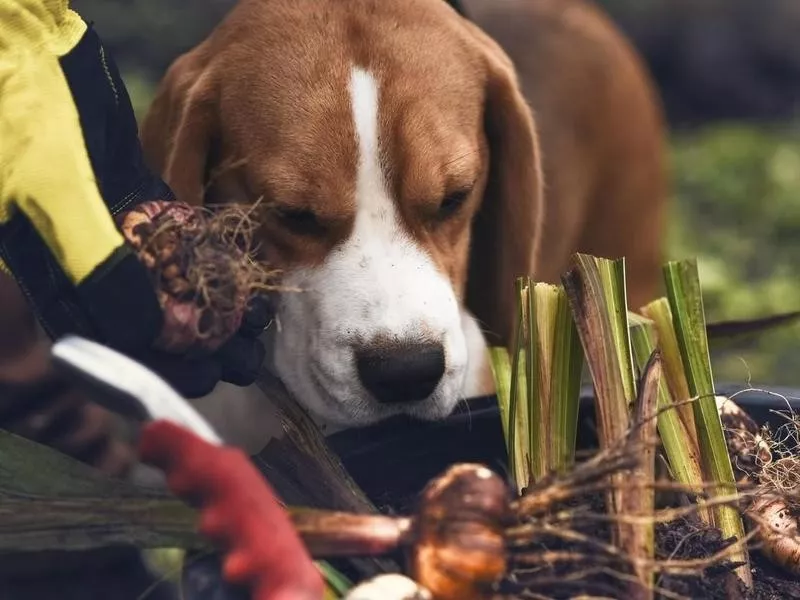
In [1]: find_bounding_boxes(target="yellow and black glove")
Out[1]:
[0,0,268,397]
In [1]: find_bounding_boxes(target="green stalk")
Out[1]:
[506,277,531,493]
[640,298,698,445]
[628,313,710,524]
[626,349,663,600]
[663,259,752,588]
[523,277,545,483]
[562,255,636,534]
[563,255,636,458]
[493,280,584,489]
[533,283,557,480]
[538,284,584,474]
[319,561,353,598]
[489,347,513,450]
[603,258,638,408]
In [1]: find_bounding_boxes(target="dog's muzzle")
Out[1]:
[355,341,447,404]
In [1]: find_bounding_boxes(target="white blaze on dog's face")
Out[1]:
[140,0,544,428]
[274,67,487,426]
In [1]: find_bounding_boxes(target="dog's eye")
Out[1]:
[274,207,325,236]
[437,189,470,220]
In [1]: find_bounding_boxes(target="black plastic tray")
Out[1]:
[327,384,800,513]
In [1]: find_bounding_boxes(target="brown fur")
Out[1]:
[463,0,668,315]
[140,0,666,351]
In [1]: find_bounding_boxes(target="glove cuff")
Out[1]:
[76,244,163,354]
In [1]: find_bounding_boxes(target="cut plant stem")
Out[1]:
[522,277,544,483]
[489,347,513,451]
[663,258,752,588]
[624,349,663,600]
[493,279,584,492]
[507,277,531,492]
[534,282,584,476]
[562,254,635,458]
[640,298,698,447]
[628,313,710,524]
[319,561,353,598]
[563,254,649,594]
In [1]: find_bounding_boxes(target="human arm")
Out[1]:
[0,0,269,397]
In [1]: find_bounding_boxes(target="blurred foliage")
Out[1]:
[142,548,184,583]
[668,124,800,386]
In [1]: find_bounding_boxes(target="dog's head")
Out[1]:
[141,0,543,427]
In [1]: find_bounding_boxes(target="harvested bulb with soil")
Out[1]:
[743,438,800,577]
[716,395,800,578]
[118,200,276,353]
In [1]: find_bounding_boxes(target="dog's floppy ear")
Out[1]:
[140,51,218,207]
[463,24,545,349]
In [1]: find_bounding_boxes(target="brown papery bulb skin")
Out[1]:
[747,456,800,576]
[410,463,510,600]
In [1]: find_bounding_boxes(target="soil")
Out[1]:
[655,518,800,600]
[502,493,800,600]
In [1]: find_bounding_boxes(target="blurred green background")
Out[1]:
[71,0,800,388]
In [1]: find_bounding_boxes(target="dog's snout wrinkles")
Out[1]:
[355,342,446,404]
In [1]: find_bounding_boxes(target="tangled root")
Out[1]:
[119,200,278,353]
[718,394,800,577]
[744,412,800,576]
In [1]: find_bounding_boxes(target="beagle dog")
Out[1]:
[140,0,667,432]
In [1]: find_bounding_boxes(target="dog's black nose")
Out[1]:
[355,342,446,404]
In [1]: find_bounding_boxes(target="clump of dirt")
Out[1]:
[655,516,746,600]
[118,200,277,353]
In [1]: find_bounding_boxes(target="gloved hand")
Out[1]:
[0,0,269,398]
[140,294,271,398]
[139,419,325,600]
[0,270,134,477]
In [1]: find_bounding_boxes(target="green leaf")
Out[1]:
[563,254,650,597]
[318,561,353,597]
[563,255,636,455]
[523,277,544,483]
[640,299,698,444]
[497,279,584,491]
[489,346,513,450]
[0,429,204,553]
[0,429,403,576]
[628,313,709,523]
[663,258,752,588]
[537,283,584,475]
[505,278,532,493]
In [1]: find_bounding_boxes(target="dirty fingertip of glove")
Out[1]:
[239,293,275,338]
[137,352,222,399]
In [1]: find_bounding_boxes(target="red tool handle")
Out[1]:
[139,420,325,600]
